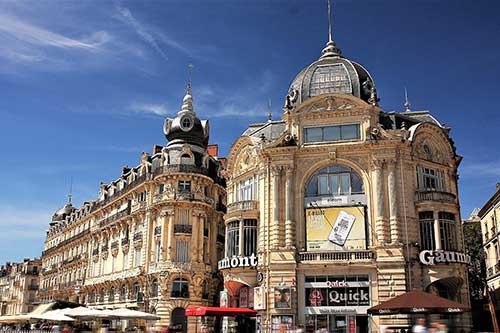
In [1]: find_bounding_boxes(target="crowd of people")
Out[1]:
[412,318,448,333]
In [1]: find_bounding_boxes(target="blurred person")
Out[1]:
[412,319,427,333]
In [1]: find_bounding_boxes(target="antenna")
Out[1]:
[68,177,73,205]
[327,0,333,43]
[404,87,411,112]
[267,98,272,121]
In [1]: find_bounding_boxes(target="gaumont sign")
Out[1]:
[218,253,258,270]
[419,250,471,266]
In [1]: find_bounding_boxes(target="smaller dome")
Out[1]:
[51,203,73,222]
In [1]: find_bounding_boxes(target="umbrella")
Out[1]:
[31,309,75,322]
[367,290,471,315]
[62,307,112,320]
[109,308,160,320]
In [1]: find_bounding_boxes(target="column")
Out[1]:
[387,160,401,244]
[198,214,205,262]
[191,211,200,263]
[372,160,389,245]
[433,211,441,250]
[285,166,295,248]
[271,166,281,248]
[163,208,175,261]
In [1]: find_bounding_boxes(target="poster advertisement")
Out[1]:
[248,286,254,308]
[306,206,366,251]
[220,291,229,308]
[240,287,248,308]
[254,286,265,310]
[274,286,291,309]
[271,315,294,332]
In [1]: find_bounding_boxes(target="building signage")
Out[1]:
[305,206,366,251]
[305,287,370,307]
[418,250,471,265]
[218,253,258,270]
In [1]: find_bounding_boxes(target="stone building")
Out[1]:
[479,184,500,323]
[40,82,226,332]
[219,19,470,333]
[0,259,40,316]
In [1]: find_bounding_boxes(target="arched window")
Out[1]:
[108,287,115,302]
[171,278,189,298]
[305,165,363,197]
[119,284,126,301]
[151,279,159,298]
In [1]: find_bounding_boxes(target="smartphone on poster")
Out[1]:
[328,210,356,246]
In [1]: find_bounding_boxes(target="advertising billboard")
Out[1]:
[306,206,366,251]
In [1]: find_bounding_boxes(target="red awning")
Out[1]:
[185,306,257,317]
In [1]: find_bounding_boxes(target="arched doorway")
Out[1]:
[171,307,187,333]
[426,277,465,331]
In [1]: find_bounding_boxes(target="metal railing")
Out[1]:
[94,173,150,209]
[227,200,259,214]
[299,250,374,262]
[111,241,119,250]
[154,164,210,177]
[415,190,456,203]
[154,226,162,236]
[121,238,129,246]
[99,207,131,228]
[174,224,192,234]
[133,233,143,242]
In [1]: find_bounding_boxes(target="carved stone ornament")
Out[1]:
[283,88,299,111]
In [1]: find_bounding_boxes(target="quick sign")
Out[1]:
[218,253,258,270]
[306,287,370,307]
[419,250,471,266]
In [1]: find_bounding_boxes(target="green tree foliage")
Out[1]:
[463,221,486,300]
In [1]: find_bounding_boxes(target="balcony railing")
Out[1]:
[154,226,162,236]
[92,248,99,256]
[217,234,225,243]
[94,173,150,209]
[415,191,456,203]
[133,233,143,242]
[99,207,131,228]
[101,244,109,252]
[174,224,192,234]
[488,266,494,277]
[154,164,210,177]
[299,250,374,262]
[175,191,194,201]
[27,285,39,291]
[227,200,259,214]
[121,238,129,246]
[111,241,119,250]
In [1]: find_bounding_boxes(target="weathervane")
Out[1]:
[404,87,411,112]
[187,64,194,94]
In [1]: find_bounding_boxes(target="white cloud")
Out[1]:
[461,160,500,177]
[130,102,169,116]
[114,3,169,61]
[0,205,51,240]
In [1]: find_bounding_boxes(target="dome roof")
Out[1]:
[51,202,73,222]
[285,40,378,108]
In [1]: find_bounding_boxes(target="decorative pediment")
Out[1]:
[409,123,455,165]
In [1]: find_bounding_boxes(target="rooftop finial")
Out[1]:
[68,177,73,205]
[404,87,411,112]
[186,63,194,95]
[321,0,341,58]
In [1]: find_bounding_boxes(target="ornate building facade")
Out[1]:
[219,24,471,333]
[40,83,226,332]
[0,259,40,316]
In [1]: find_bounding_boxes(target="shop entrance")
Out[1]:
[305,314,368,333]
[171,307,187,333]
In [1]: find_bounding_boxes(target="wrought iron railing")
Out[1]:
[299,250,374,262]
[174,224,192,234]
[99,207,131,228]
[227,200,259,214]
[415,190,456,203]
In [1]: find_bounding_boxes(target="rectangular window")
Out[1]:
[439,212,457,251]
[134,248,141,267]
[178,180,191,192]
[304,124,360,143]
[416,166,445,191]
[111,256,116,273]
[243,219,257,256]
[419,211,435,250]
[122,252,128,271]
[227,221,240,257]
[237,176,257,202]
[156,242,161,262]
[175,240,189,262]
[179,208,190,225]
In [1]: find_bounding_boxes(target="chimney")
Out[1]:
[207,144,218,158]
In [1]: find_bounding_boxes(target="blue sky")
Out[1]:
[0,0,499,263]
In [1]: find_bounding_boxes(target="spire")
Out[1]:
[404,87,411,112]
[179,64,195,115]
[267,98,272,122]
[320,0,341,58]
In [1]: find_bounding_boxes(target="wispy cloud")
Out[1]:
[0,13,110,50]
[114,2,169,61]
[129,102,169,116]
[461,160,500,177]
[0,205,50,239]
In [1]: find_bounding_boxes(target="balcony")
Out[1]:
[154,226,162,236]
[92,248,99,256]
[299,250,375,263]
[111,241,119,250]
[27,285,39,291]
[415,191,456,203]
[175,191,194,201]
[154,164,210,177]
[488,266,494,277]
[133,233,143,242]
[174,224,192,234]
[93,173,151,210]
[101,244,109,252]
[121,238,129,246]
[227,200,259,214]
[217,234,225,243]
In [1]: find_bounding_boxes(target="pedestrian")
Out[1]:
[412,318,427,333]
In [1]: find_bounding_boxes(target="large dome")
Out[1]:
[284,40,378,108]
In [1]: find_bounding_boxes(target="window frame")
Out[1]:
[304,123,361,143]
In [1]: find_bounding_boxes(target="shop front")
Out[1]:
[303,274,370,333]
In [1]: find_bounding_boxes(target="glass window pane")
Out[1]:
[341,124,359,140]
[340,174,350,194]
[351,174,363,193]
[305,128,322,142]
[323,126,341,141]
[319,175,328,195]
[306,176,318,197]
[329,175,339,195]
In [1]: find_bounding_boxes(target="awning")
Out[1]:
[185,306,257,317]
[367,290,471,315]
